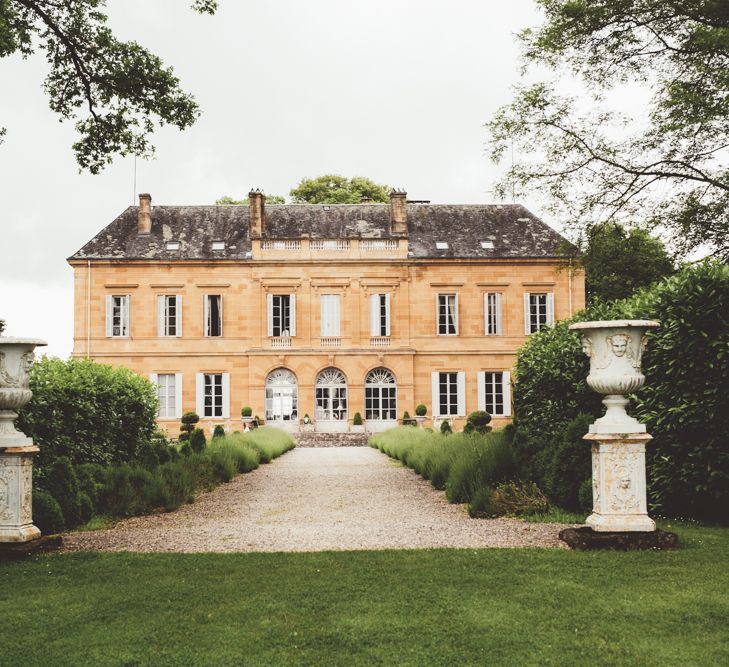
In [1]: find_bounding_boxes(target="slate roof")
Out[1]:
[68,203,569,261]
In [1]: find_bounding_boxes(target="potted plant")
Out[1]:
[415,404,427,425]
[254,415,263,428]
[241,406,253,427]
[402,411,416,426]
[301,413,314,432]
[351,412,365,433]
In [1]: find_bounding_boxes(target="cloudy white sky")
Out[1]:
[0,0,607,357]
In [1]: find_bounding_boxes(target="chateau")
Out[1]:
[68,190,584,434]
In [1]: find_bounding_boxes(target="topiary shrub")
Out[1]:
[16,358,158,472]
[546,413,592,511]
[213,425,225,439]
[353,412,363,426]
[32,489,65,534]
[241,406,252,417]
[179,412,199,442]
[180,442,192,457]
[41,456,82,528]
[415,404,427,417]
[190,428,207,454]
[440,420,452,435]
[466,411,492,434]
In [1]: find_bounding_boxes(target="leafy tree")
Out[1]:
[216,194,286,205]
[576,222,675,303]
[289,175,391,204]
[488,1,729,259]
[0,1,218,173]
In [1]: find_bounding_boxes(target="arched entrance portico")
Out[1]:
[265,368,298,431]
[365,367,397,432]
[315,367,348,432]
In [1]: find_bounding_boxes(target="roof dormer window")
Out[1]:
[212,241,225,251]
[436,241,449,250]
[166,241,180,251]
[480,241,494,249]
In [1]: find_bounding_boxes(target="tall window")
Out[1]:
[484,292,503,335]
[153,373,179,419]
[320,294,341,337]
[524,293,554,334]
[205,294,222,337]
[365,368,397,421]
[157,295,181,337]
[478,371,511,417]
[105,294,129,337]
[437,294,458,335]
[438,372,459,415]
[369,293,391,337]
[315,368,348,421]
[267,294,296,337]
[203,373,223,417]
[265,369,298,422]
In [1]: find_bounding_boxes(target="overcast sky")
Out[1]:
[1,0,595,357]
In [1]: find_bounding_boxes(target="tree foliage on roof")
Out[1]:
[289,175,391,204]
[488,0,729,259]
[0,0,217,173]
[215,194,286,205]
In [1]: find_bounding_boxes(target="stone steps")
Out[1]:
[294,431,371,448]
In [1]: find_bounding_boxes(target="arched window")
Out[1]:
[265,368,298,422]
[365,368,397,421]
[315,368,348,421]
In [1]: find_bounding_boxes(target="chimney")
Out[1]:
[138,193,152,235]
[249,189,266,238]
[389,189,408,235]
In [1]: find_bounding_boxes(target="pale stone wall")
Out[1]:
[69,258,584,434]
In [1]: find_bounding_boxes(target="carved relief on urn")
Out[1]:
[569,320,659,434]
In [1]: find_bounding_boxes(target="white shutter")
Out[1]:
[456,372,466,416]
[495,293,503,335]
[477,371,485,411]
[149,373,159,417]
[431,372,440,417]
[176,295,182,337]
[149,372,158,385]
[267,293,274,337]
[454,294,459,335]
[483,293,489,335]
[289,294,296,336]
[320,296,327,336]
[547,293,555,326]
[195,373,205,417]
[175,373,183,419]
[524,293,531,335]
[221,373,230,419]
[370,294,379,336]
[435,294,440,334]
[502,371,512,417]
[105,295,113,337]
[385,293,391,336]
[124,294,131,337]
[333,295,341,336]
[157,296,165,337]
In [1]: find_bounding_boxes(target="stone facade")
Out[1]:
[69,193,585,435]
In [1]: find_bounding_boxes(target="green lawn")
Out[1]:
[1,522,728,666]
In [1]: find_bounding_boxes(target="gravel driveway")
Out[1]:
[63,447,570,553]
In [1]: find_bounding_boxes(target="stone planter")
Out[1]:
[415,415,427,426]
[0,337,47,543]
[350,424,365,433]
[569,320,659,533]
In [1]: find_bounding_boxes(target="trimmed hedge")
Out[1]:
[513,261,729,520]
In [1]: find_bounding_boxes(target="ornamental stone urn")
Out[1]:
[569,320,659,533]
[0,337,47,542]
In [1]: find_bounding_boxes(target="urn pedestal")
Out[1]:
[0,337,46,543]
[569,321,659,534]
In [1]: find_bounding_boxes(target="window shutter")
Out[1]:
[195,373,205,417]
[175,373,183,419]
[385,293,391,336]
[221,373,230,419]
[502,371,512,417]
[203,294,209,337]
[435,294,440,334]
[105,295,112,337]
[149,373,159,416]
[547,293,555,326]
[157,296,165,337]
[149,372,158,385]
[267,293,274,337]
[454,294,459,335]
[477,371,485,411]
[126,295,132,336]
[483,293,489,335]
[289,294,296,336]
[320,296,327,336]
[495,293,503,335]
[456,372,466,416]
[176,295,182,337]
[524,293,531,335]
[218,295,223,337]
[370,294,379,336]
[333,295,341,336]
[431,372,440,417]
